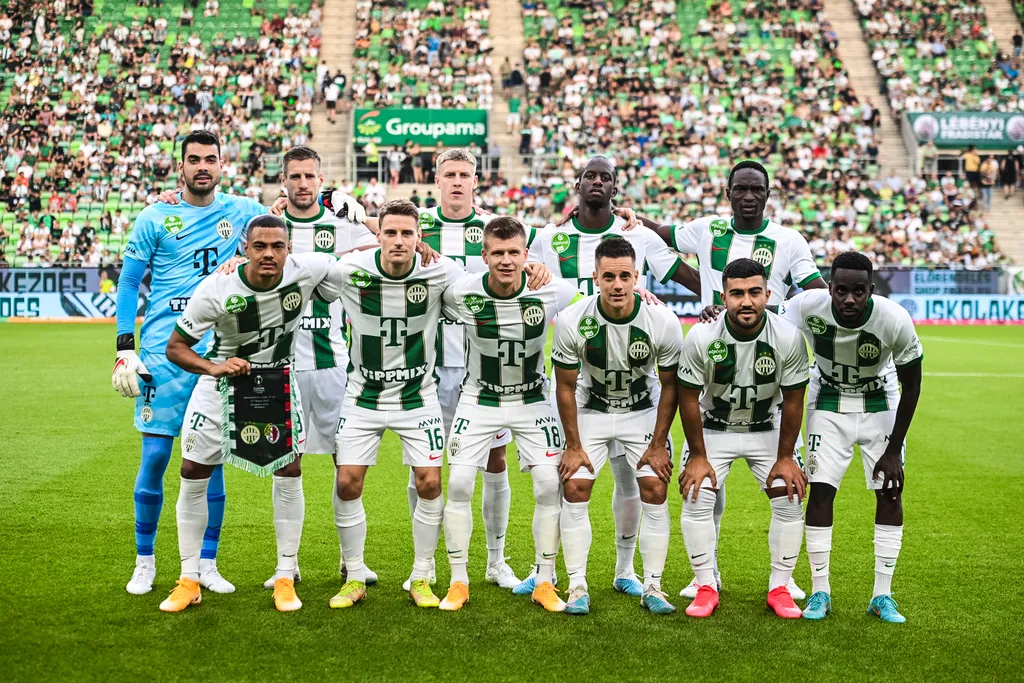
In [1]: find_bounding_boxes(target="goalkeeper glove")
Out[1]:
[320,189,367,224]
[112,334,152,398]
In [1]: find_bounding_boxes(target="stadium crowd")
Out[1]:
[351,0,495,110]
[856,0,1021,114]
[0,0,322,266]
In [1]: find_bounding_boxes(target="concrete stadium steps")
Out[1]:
[312,0,359,182]
[823,0,910,177]
[487,0,529,183]
[982,0,1021,57]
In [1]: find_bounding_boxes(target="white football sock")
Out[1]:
[407,468,418,519]
[873,524,903,597]
[272,475,304,580]
[444,464,476,586]
[768,495,804,590]
[176,477,210,580]
[334,495,367,583]
[712,485,726,576]
[610,455,641,578]
[482,469,511,567]
[639,501,670,590]
[806,525,833,595]
[681,490,717,587]
[412,494,443,581]
[559,499,591,590]
[531,466,560,584]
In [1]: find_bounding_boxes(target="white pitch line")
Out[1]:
[924,372,1024,378]
[920,335,1024,349]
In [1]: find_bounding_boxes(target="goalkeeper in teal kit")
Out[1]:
[112,131,363,596]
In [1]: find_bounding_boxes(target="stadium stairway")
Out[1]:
[823,0,910,178]
[487,0,529,184]
[981,0,1022,60]
[311,0,359,182]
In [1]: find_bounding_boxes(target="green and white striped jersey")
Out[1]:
[284,207,378,372]
[779,290,923,413]
[533,216,683,296]
[671,216,822,306]
[443,273,578,406]
[551,293,683,413]
[316,248,466,410]
[417,207,493,368]
[677,311,809,432]
[174,252,335,366]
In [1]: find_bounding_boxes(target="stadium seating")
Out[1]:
[351,0,494,110]
[0,0,321,266]
[855,0,1016,114]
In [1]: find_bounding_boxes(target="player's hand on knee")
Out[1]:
[699,305,724,323]
[872,451,904,500]
[215,255,248,275]
[679,456,716,502]
[768,458,807,501]
[320,189,367,224]
[636,287,664,306]
[638,444,673,483]
[524,263,552,289]
[210,358,251,378]
[155,188,183,205]
[559,446,592,483]
[268,197,288,216]
[112,350,150,398]
[415,241,440,265]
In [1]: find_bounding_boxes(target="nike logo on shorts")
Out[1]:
[496,430,509,440]
[429,454,442,461]
[545,450,559,457]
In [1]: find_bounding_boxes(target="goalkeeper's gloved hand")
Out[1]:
[320,189,367,225]
[112,335,152,398]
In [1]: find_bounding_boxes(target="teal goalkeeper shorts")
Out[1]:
[133,350,201,438]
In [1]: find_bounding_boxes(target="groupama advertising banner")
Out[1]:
[354,108,488,147]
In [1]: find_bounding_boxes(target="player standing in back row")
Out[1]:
[113,131,267,596]
[632,160,825,600]
[677,259,809,620]
[780,252,923,623]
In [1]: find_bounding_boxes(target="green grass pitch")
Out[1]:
[1,322,1023,681]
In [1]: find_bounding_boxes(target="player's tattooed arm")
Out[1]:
[555,365,593,483]
[166,329,251,378]
[677,387,716,501]
[874,360,922,499]
[637,368,677,482]
[767,386,808,502]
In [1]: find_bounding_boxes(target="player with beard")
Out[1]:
[624,160,824,600]
[114,131,268,597]
[514,156,701,598]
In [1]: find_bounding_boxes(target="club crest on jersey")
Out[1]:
[707,339,728,363]
[464,294,486,314]
[755,353,777,376]
[464,225,484,244]
[216,219,234,240]
[314,229,335,250]
[523,304,544,326]
[140,406,154,423]
[240,424,261,445]
[806,315,828,335]
[752,247,774,267]
[225,295,248,314]
[264,424,280,444]
[407,283,428,304]
[709,219,729,237]
[163,216,184,235]
[629,339,651,361]
[183,433,197,452]
[351,269,372,288]
[858,342,881,360]
[282,292,302,311]
[551,233,571,254]
[578,316,599,339]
